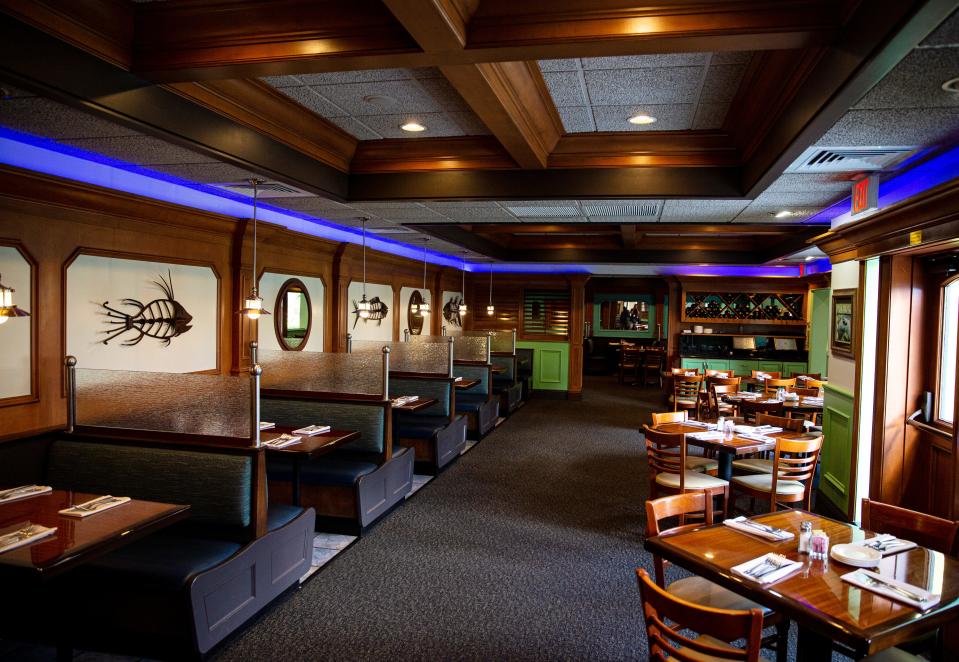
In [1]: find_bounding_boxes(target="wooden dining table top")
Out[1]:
[0,489,189,579]
[261,426,361,458]
[391,397,438,412]
[652,421,811,455]
[644,509,959,657]
[723,393,824,413]
[454,379,480,390]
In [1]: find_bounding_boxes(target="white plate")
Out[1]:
[831,543,882,568]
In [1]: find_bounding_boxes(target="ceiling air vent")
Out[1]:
[582,202,659,217]
[505,205,580,217]
[785,146,915,174]
[369,227,419,235]
[212,180,314,198]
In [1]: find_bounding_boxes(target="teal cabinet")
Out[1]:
[681,358,730,372]
[704,359,730,372]
[783,362,808,378]
[757,361,783,375]
[729,360,756,377]
[680,358,701,371]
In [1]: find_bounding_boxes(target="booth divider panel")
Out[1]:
[259,349,383,396]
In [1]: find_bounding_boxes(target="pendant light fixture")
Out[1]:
[0,273,30,325]
[357,217,371,319]
[486,262,495,316]
[238,178,271,321]
[458,252,468,317]
[418,238,430,316]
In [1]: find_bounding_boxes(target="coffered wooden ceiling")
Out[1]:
[0,0,956,264]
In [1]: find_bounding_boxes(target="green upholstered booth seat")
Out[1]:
[389,377,451,417]
[453,365,489,396]
[261,398,386,454]
[491,355,515,381]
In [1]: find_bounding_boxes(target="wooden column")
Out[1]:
[666,277,682,368]
[567,275,589,400]
[331,243,350,352]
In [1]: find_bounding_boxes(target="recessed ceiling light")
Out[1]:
[628,114,657,125]
[773,210,793,218]
[400,122,426,132]
[805,256,816,262]
[942,77,959,94]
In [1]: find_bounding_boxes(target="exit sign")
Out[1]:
[851,175,879,216]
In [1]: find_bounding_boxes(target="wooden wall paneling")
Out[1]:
[667,278,682,367]
[567,275,588,399]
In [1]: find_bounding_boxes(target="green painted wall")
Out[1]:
[820,382,854,514]
[809,288,831,377]
[517,340,569,391]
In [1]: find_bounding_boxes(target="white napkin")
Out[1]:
[454,376,463,382]
[293,424,331,436]
[259,421,276,430]
[264,434,302,449]
[0,524,57,554]
[392,395,420,405]
[724,516,795,541]
[738,432,776,443]
[732,553,802,584]
[0,484,52,504]
[754,425,783,434]
[59,495,131,518]
[763,399,782,404]
[842,569,940,610]
[851,534,918,556]
[689,431,724,441]
[683,420,716,429]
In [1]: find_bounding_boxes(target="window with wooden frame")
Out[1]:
[937,275,959,425]
[523,289,570,340]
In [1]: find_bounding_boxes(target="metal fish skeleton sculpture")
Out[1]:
[443,295,463,327]
[352,296,389,328]
[407,290,425,335]
[98,271,193,347]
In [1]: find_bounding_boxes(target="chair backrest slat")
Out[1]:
[764,377,797,396]
[651,411,687,426]
[755,412,804,432]
[740,399,784,422]
[861,499,959,556]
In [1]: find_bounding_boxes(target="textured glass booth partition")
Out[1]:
[74,368,253,438]
[351,339,451,376]
[452,334,490,363]
[470,330,515,354]
[258,348,386,397]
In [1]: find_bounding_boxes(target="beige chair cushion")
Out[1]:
[859,648,923,662]
[731,458,774,474]
[686,456,719,473]
[732,473,806,495]
[656,471,728,490]
[678,636,771,662]
[675,397,697,407]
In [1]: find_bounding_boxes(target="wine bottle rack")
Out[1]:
[682,291,806,325]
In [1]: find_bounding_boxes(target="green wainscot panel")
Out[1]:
[757,361,783,374]
[680,358,730,372]
[783,362,808,377]
[729,360,756,377]
[516,341,569,391]
[820,383,855,515]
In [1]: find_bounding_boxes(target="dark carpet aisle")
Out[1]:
[215,376,660,662]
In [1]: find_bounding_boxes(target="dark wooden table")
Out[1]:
[644,509,959,660]
[262,426,361,506]
[653,421,814,481]
[455,379,480,390]
[0,489,189,579]
[391,397,438,412]
[723,393,824,414]
[491,365,505,374]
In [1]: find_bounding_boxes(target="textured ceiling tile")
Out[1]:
[751,189,847,207]
[501,200,582,207]
[423,200,503,209]
[296,68,413,85]
[555,106,596,133]
[764,173,853,193]
[700,65,747,103]
[437,206,516,219]
[149,162,266,184]
[353,201,430,210]
[374,208,449,220]
[920,9,959,47]
[0,96,141,139]
[854,49,959,110]
[584,67,704,105]
[592,104,694,131]
[517,216,589,223]
[660,200,750,222]
[276,86,348,118]
[260,75,303,88]
[691,101,729,130]
[711,51,755,65]
[733,206,821,223]
[410,67,444,79]
[313,80,446,116]
[272,197,357,212]
[62,136,216,165]
[542,71,586,107]
[814,107,959,147]
[327,116,382,140]
[537,58,581,72]
[447,111,491,135]
[414,77,472,111]
[581,53,709,69]
[359,112,467,138]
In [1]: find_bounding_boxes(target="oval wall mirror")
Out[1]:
[274,278,312,350]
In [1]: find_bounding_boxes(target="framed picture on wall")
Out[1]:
[831,289,856,359]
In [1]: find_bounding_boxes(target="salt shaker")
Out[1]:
[724,418,735,438]
[716,416,724,432]
[798,521,813,554]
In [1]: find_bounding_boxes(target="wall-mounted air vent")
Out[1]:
[212,181,314,198]
[505,205,580,217]
[582,202,659,217]
[368,227,419,234]
[785,146,915,174]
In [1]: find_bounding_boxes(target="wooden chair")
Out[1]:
[644,425,727,515]
[636,566,769,662]
[731,413,803,476]
[619,344,641,384]
[750,370,781,380]
[705,369,732,378]
[806,378,825,390]
[792,372,821,380]
[740,399,784,423]
[700,378,741,419]
[642,348,665,387]
[861,499,959,556]
[671,367,700,375]
[792,387,820,397]
[731,437,822,513]
[672,374,703,414]
[763,378,797,397]
[651,410,687,426]
[643,494,788,662]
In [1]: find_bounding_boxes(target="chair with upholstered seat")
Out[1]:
[646,416,719,475]
[672,374,703,415]
[762,378,797,397]
[644,425,727,516]
[640,496,789,661]
[702,381,741,419]
[731,437,822,513]
[861,499,959,556]
[731,414,803,476]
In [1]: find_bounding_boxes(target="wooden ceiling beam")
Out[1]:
[384,0,562,170]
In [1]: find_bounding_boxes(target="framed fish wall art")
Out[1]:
[442,291,465,335]
[347,281,394,341]
[66,254,218,372]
